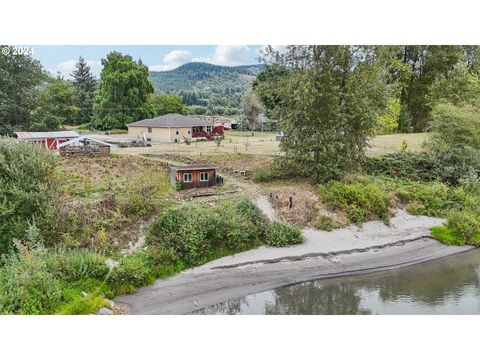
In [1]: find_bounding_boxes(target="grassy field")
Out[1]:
[367,133,428,156]
[113,131,428,158]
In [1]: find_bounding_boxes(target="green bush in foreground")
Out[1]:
[265,221,303,247]
[0,137,57,254]
[319,181,391,224]
[106,252,155,295]
[147,198,269,266]
[0,244,63,314]
[147,198,304,267]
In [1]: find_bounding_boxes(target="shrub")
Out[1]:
[106,252,154,295]
[252,166,277,183]
[147,198,268,266]
[447,211,480,244]
[364,152,439,182]
[319,181,391,223]
[0,137,57,254]
[315,215,333,231]
[45,250,109,282]
[0,245,62,314]
[265,221,303,247]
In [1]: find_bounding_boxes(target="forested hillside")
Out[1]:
[149,62,264,115]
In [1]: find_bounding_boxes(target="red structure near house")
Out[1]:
[191,124,224,140]
[14,131,80,150]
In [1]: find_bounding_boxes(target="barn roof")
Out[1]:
[127,114,211,128]
[14,131,79,140]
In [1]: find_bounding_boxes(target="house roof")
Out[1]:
[127,113,211,128]
[14,131,79,140]
[57,135,116,148]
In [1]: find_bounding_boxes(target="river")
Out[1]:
[193,249,480,315]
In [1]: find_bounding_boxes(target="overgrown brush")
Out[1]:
[265,221,303,247]
[319,181,391,224]
[0,137,57,254]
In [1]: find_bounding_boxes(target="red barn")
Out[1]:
[14,131,80,150]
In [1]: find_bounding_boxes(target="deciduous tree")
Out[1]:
[30,77,79,130]
[0,46,46,135]
[93,52,154,129]
[257,45,390,182]
[148,94,188,116]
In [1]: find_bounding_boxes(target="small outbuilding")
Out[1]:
[170,165,223,189]
[14,131,79,150]
[57,135,116,156]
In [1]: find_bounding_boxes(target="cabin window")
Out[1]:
[148,127,152,133]
[200,172,209,182]
[183,173,193,182]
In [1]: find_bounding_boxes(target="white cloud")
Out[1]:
[164,50,191,64]
[149,49,192,71]
[52,59,101,78]
[193,45,252,66]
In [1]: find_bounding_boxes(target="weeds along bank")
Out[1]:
[0,199,302,314]
[0,138,302,314]
[254,152,480,247]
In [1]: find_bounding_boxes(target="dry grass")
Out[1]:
[367,133,429,156]
[111,131,428,159]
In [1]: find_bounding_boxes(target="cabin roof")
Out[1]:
[127,113,211,128]
[171,165,218,172]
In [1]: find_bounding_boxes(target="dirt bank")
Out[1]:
[115,210,473,314]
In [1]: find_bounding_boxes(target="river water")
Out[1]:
[194,249,480,315]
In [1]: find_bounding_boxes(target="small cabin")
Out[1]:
[170,165,223,189]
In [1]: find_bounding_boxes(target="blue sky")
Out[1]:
[27,45,269,78]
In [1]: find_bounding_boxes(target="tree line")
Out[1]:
[0,48,188,135]
[253,45,480,182]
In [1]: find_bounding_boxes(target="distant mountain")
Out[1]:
[149,62,264,116]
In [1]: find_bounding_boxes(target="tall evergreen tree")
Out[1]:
[71,56,97,125]
[93,52,154,129]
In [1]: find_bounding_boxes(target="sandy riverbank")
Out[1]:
[115,210,474,314]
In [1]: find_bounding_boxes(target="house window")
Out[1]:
[183,173,193,182]
[200,172,209,182]
[176,128,179,135]
[206,126,212,132]
[188,130,191,134]
[148,127,152,133]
